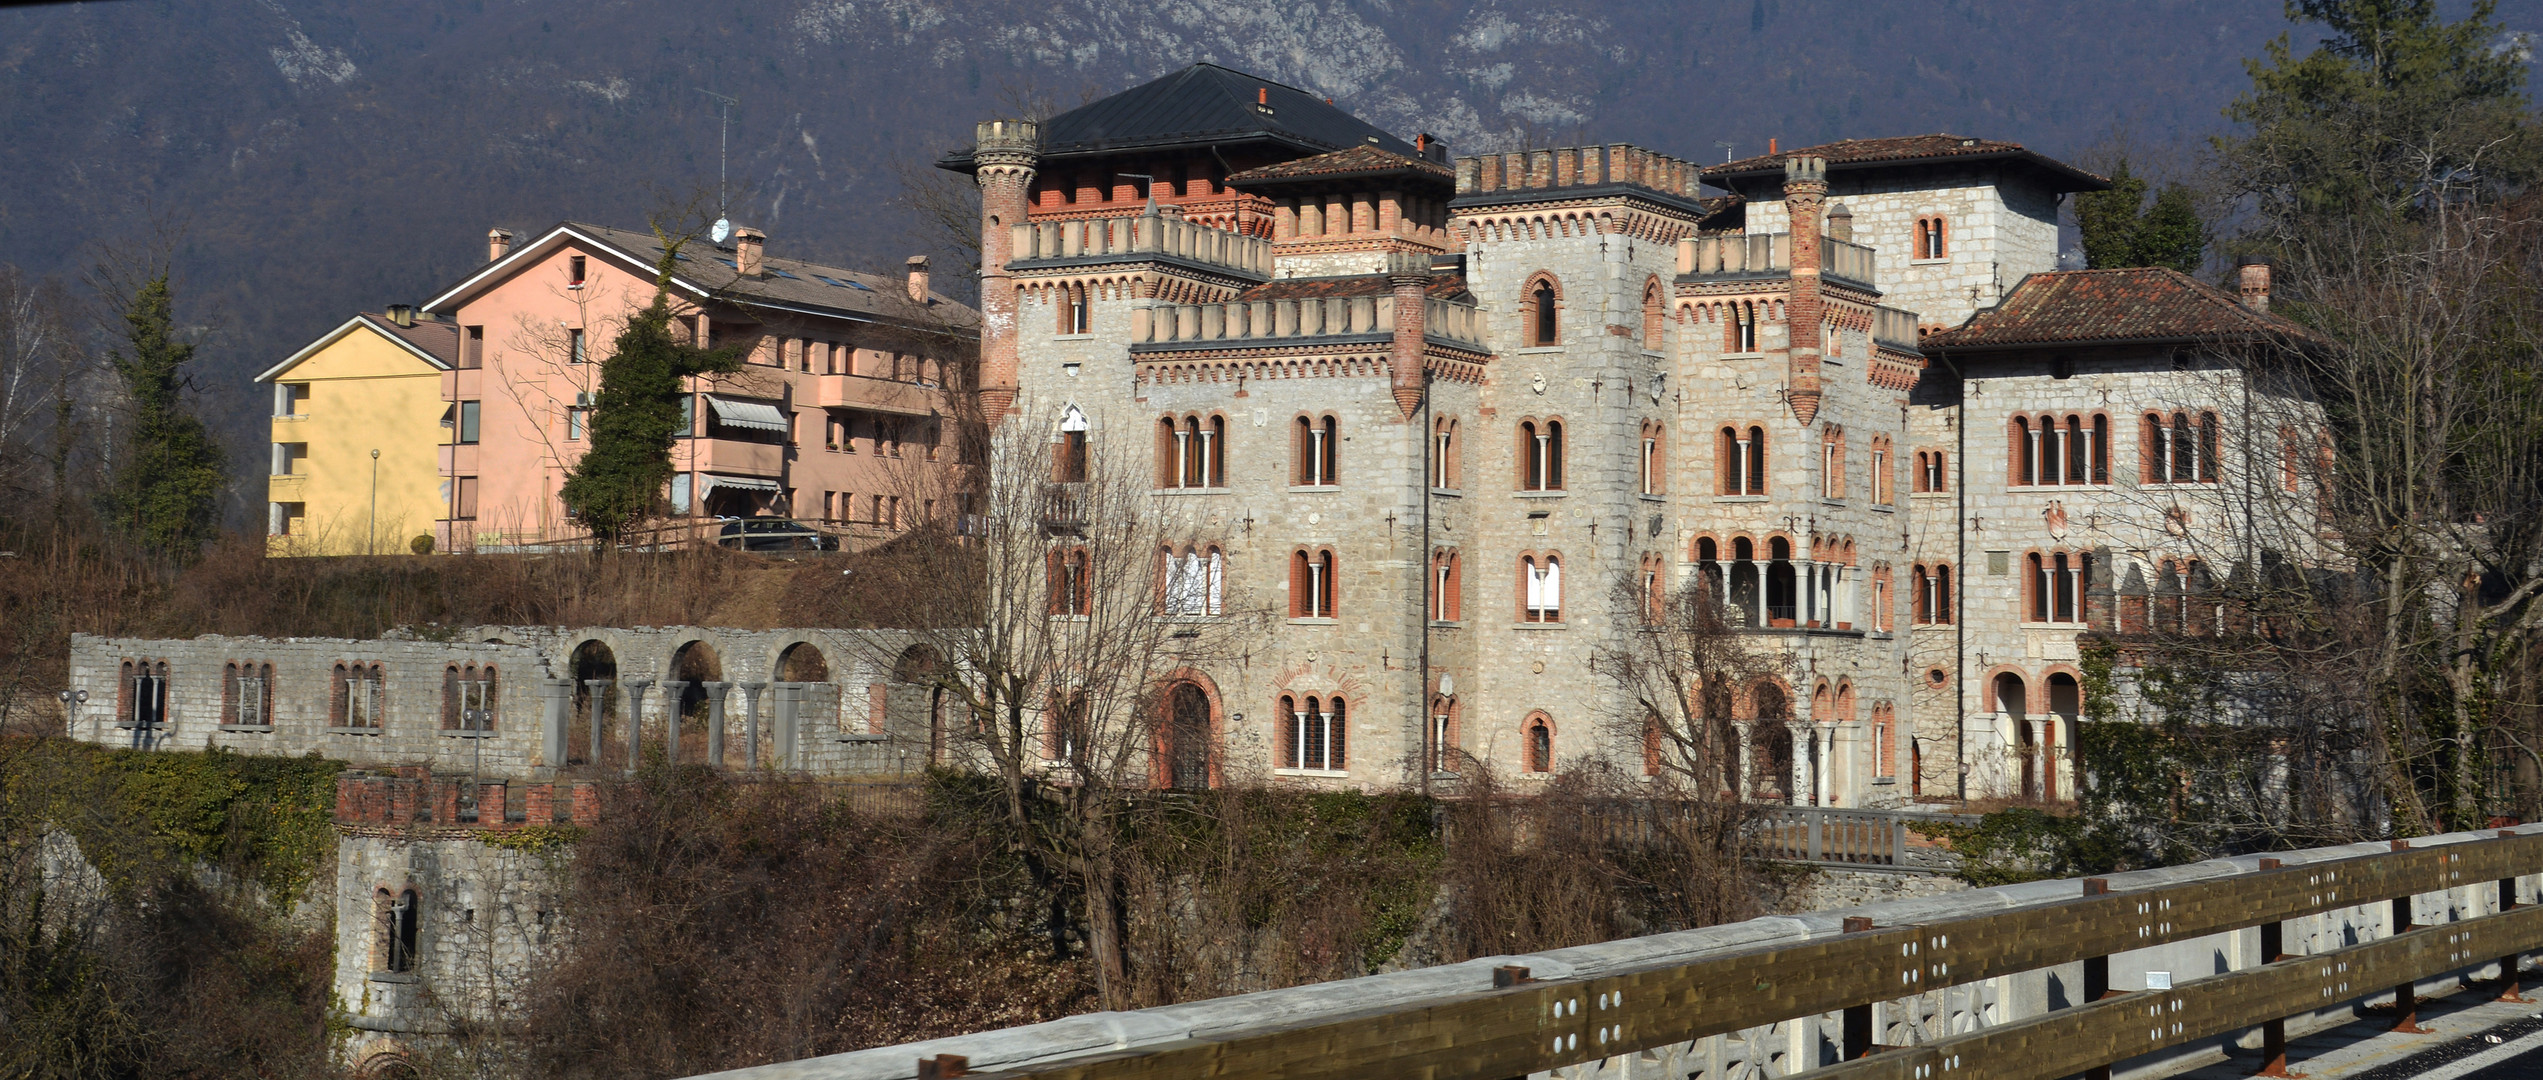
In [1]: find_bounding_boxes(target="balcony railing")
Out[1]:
[1008,214,1272,278]
[1039,482,1086,534]
[1677,233,1878,289]
[1874,304,1922,351]
[816,374,937,415]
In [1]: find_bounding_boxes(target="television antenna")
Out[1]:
[1715,141,1735,163]
[697,88,740,242]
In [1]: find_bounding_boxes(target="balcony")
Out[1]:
[1874,305,1922,352]
[688,436,784,477]
[816,374,938,416]
[1677,234,1876,290]
[1039,482,1086,534]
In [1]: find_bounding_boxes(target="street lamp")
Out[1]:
[369,448,382,554]
[57,688,87,739]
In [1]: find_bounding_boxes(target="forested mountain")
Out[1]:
[1,0,2534,490]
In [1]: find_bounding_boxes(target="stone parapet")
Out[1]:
[333,768,597,830]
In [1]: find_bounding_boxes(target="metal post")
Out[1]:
[2388,838,2429,1033]
[2253,858,2299,1078]
[740,682,767,768]
[660,681,690,765]
[705,681,731,767]
[2501,831,2530,1004]
[1842,916,1875,1058]
[584,679,610,766]
[624,679,654,777]
[2083,876,2113,1080]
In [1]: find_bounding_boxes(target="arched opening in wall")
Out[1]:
[2046,672,2080,803]
[568,640,617,768]
[1159,681,1215,789]
[357,1053,422,1079]
[1729,537,1759,626]
[669,640,722,761]
[1752,683,1794,804]
[1996,672,2032,800]
[778,642,830,683]
[1703,681,1739,798]
[1765,537,1797,626]
[380,887,419,974]
[894,645,948,764]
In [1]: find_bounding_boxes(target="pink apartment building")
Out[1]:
[418,223,979,550]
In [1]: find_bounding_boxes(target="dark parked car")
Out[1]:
[716,517,833,552]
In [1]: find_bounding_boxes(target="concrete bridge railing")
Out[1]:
[686,824,2543,1080]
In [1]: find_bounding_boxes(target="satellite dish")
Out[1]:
[711,218,732,244]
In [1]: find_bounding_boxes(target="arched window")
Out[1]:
[332,662,384,730]
[1291,549,1336,619]
[1155,413,1224,489]
[1294,414,1338,486]
[1718,425,1767,495]
[380,888,420,974]
[1528,277,1560,345]
[1639,421,1665,495]
[222,661,273,728]
[441,663,498,732]
[1820,425,1846,499]
[1432,417,1459,489]
[1869,435,1891,503]
[2026,549,2092,624]
[1641,277,1665,350]
[1915,449,1949,493]
[1525,714,1555,774]
[1430,694,1461,774]
[2011,416,2036,485]
[1915,216,1949,259]
[2145,410,2220,484]
[1054,405,1089,483]
[1729,300,1759,352]
[1160,544,1225,617]
[1063,282,1090,334]
[1044,690,1090,763]
[1431,548,1462,622]
[1279,693,1346,772]
[1913,563,1954,625]
[1519,419,1564,491]
[1521,554,1563,622]
[1047,546,1092,616]
[1639,553,1667,625]
[1161,681,1215,789]
[1871,564,1894,632]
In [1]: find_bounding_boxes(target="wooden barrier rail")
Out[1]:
[935,830,2543,1080]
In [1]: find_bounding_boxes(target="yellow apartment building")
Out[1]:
[256,307,456,555]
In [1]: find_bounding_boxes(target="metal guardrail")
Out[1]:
[712,826,2543,1080]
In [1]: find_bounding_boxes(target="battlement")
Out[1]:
[1453,144,1708,204]
[1007,213,1272,278]
[333,766,598,831]
[1127,293,1483,352]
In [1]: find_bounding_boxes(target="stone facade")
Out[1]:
[962,72,2319,809]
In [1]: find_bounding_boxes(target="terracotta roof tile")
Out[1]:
[1921,268,2324,350]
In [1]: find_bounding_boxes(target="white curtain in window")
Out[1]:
[1525,560,1544,611]
[1206,551,1223,615]
[1542,559,1561,613]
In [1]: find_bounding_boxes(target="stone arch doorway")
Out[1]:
[1155,679,1217,790]
[2045,671,2080,802]
[894,645,948,765]
[777,641,830,682]
[568,639,617,768]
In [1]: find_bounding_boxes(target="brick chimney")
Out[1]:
[1783,156,1828,425]
[487,228,514,263]
[971,118,1042,424]
[2237,256,2272,313]
[734,227,766,278]
[385,304,416,328]
[1386,252,1431,419]
[906,256,931,303]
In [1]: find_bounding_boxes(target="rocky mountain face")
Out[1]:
[0,0,2529,489]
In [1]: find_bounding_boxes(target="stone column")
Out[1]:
[704,681,731,767]
[539,678,571,767]
[971,120,1040,423]
[1746,561,1765,626]
[737,681,762,767]
[660,681,689,765]
[2030,718,2048,801]
[623,680,654,777]
[1816,724,1838,807]
[583,679,611,766]
[1732,721,1754,801]
[774,682,803,770]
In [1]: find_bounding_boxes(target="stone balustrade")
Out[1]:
[1007,214,1272,277]
[1130,294,1485,350]
[1874,304,1922,351]
[1678,233,1879,288]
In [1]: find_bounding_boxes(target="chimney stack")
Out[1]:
[1825,202,1853,243]
[906,256,931,303]
[1782,155,1829,426]
[486,228,514,263]
[386,304,415,328]
[2237,256,2272,313]
[734,227,766,277]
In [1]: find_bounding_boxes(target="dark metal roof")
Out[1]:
[1225,146,1453,191]
[1703,134,2108,194]
[941,63,1412,169]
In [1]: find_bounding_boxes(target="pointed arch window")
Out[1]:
[1524,714,1555,774]
[1528,278,1560,345]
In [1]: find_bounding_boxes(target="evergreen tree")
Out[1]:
[2074,160,2208,273]
[558,246,742,546]
[2218,0,2536,230]
[102,274,224,560]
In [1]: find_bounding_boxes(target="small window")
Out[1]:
[568,255,587,286]
[1528,279,1559,346]
[1046,547,1092,616]
[1290,549,1337,619]
[566,406,586,441]
[1522,554,1563,623]
[1280,694,1347,771]
[1294,414,1338,486]
[1525,715,1554,774]
[462,326,484,368]
[442,663,499,732]
[1520,419,1565,491]
[457,401,481,444]
[1719,425,1767,495]
[452,476,479,520]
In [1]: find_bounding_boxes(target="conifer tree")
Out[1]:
[2074,160,2208,274]
[558,242,742,547]
[101,274,223,560]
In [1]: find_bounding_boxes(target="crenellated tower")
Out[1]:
[972,119,1040,422]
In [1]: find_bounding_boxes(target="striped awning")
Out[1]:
[700,474,781,496]
[705,395,789,433]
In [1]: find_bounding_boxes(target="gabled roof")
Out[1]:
[256,312,457,383]
[1703,134,2107,194]
[422,222,979,333]
[1920,268,2325,352]
[940,63,1413,169]
[1225,145,1453,191]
